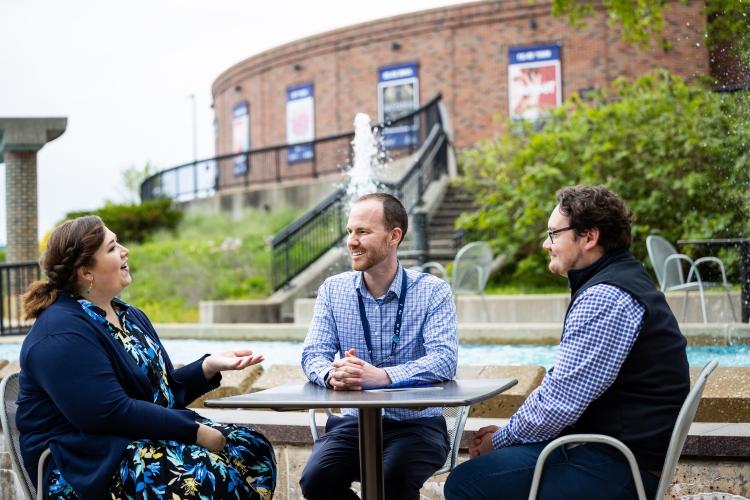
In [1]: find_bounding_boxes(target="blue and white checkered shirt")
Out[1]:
[301,263,458,420]
[492,283,645,449]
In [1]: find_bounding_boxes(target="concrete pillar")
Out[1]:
[0,117,67,262]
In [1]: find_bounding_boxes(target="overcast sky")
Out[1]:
[0,0,472,245]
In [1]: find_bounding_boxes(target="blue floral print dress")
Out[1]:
[46,298,277,499]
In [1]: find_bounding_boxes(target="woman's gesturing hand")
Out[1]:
[202,349,264,379]
[196,423,226,452]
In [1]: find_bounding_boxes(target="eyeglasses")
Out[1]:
[547,226,574,243]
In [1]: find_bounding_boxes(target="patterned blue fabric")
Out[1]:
[47,298,277,499]
[491,284,645,449]
[77,298,175,407]
[301,263,458,420]
[48,417,276,499]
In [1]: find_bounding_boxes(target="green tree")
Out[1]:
[64,197,183,245]
[548,0,750,76]
[118,161,157,203]
[457,70,750,287]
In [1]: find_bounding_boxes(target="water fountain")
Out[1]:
[345,112,386,203]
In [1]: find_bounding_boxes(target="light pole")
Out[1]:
[188,93,197,163]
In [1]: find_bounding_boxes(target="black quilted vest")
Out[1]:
[563,250,689,470]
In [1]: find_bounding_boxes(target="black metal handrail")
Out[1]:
[0,261,40,336]
[270,94,448,290]
[140,94,443,202]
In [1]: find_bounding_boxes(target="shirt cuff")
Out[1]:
[382,365,409,387]
[491,427,513,449]
[317,367,333,387]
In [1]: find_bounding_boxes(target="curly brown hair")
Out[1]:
[556,185,632,252]
[22,216,105,319]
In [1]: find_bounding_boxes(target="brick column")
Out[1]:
[5,151,38,262]
[0,117,67,263]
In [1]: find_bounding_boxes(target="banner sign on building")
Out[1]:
[508,44,562,121]
[231,101,250,175]
[286,83,315,164]
[378,62,419,149]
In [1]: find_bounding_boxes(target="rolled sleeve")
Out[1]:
[301,279,341,386]
[383,280,457,386]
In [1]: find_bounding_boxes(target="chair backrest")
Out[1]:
[435,405,470,475]
[655,360,718,499]
[308,404,470,476]
[451,242,493,294]
[646,235,685,290]
[0,372,35,500]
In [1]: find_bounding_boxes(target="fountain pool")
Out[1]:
[0,340,747,368]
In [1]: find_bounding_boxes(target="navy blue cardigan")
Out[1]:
[17,294,221,499]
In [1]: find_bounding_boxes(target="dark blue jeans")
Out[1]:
[444,441,660,500]
[299,415,449,500]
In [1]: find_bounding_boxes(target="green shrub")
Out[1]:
[120,208,299,322]
[457,70,750,288]
[65,197,183,245]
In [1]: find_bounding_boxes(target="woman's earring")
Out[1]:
[85,278,93,295]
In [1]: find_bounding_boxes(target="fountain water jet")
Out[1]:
[345,113,386,204]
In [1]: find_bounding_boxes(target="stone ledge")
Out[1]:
[195,364,750,423]
[196,409,750,460]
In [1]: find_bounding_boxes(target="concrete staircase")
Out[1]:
[399,183,477,266]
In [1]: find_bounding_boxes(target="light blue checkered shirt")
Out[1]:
[492,283,645,449]
[301,263,458,420]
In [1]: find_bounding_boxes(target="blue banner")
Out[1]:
[508,44,562,121]
[286,83,315,164]
[232,102,249,176]
[508,44,561,65]
[378,63,419,149]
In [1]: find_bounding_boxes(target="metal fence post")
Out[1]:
[412,212,429,265]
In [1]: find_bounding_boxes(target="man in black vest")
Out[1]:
[445,185,689,499]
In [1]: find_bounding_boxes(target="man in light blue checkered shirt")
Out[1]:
[445,186,688,500]
[299,193,458,500]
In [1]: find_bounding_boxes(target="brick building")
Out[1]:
[211,0,709,158]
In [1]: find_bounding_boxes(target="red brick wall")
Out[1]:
[212,0,710,157]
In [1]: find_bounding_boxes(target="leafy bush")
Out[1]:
[65,197,183,244]
[120,208,299,322]
[457,70,750,288]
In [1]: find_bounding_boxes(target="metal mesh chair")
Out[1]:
[421,241,494,321]
[0,372,51,500]
[528,360,719,500]
[309,404,469,475]
[646,235,736,323]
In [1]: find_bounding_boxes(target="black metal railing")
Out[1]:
[270,94,448,290]
[141,131,358,202]
[0,261,39,336]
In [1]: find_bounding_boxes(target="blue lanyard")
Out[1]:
[356,268,408,365]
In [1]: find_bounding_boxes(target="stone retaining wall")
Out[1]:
[1,363,748,499]
[185,364,750,423]
[292,292,742,325]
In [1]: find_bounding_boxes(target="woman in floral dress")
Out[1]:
[18,215,276,499]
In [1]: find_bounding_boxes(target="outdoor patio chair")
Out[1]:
[0,372,51,500]
[309,404,470,475]
[421,241,494,321]
[528,359,719,500]
[646,235,736,323]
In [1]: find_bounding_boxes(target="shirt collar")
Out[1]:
[567,249,631,296]
[75,295,132,319]
[355,262,406,300]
